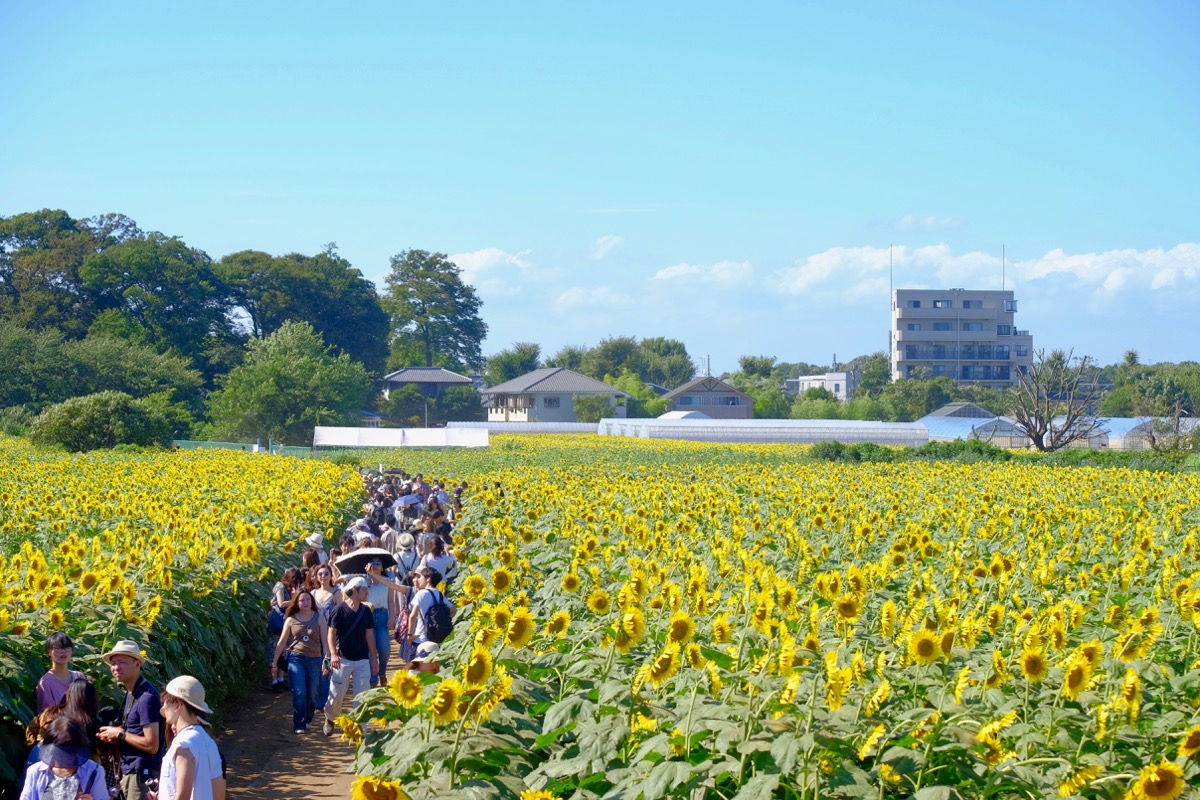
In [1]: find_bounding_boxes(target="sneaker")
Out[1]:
[295,727,305,735]
[322,720,334,736]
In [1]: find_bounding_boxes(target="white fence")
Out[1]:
[597,418,929,446]
[312,426,489,448]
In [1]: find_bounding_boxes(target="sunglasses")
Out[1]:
[368,560,382,565]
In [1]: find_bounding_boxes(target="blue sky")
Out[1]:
[3,1,1198,374]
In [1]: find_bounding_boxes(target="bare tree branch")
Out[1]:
[1007,348,1105,451]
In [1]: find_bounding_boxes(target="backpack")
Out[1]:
[423,590,454,643]
[395,550,420,587]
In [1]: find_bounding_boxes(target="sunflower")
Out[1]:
[1056,765,1101,798]
[1127,760,1185,800]
[506,608,535,650]
[939,629,955,659]
[1178,724,1200,759]
[335,715,362,745]
[388,671,423,708]
[492,603,513,632]
[79,571,99,592]
[685,642,705,669]
[491,568,513,595]
[561,572,580,593]
[429,678,463,725]
[1019,647,1049,683]
[586,589,612,615]
[463,647,494,689]
[519,791,556,800]
[351,775,410,800]
[866,680,891,716]
[705,662,723,697]
[908,630,939,666]
[879,600,897,638]
[462,574,487,600]
[646,643,681,689]
[1060,654,1092,701]
[48,608,65,629]
[834,594,862,623]
[545,610,570,638]
[711,614,733,645]
[666,611,696,644]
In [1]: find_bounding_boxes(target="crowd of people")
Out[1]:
[22,636,224,800]
[20,467,462,798]
[266,469,463,737]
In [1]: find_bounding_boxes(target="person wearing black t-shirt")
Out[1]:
[321,576,377,736]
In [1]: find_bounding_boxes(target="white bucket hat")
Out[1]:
[305,533,324,548]
[165,675,213,715]
[101,640,145,665]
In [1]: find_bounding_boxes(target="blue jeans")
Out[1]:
[287,653,322,730]
[370,606,390,686]
[316,665,331,711]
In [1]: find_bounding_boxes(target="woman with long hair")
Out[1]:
[311,565,342,712]
[419,536,458,585]
[158,676,222,800]
[270,589,326,734]
[266,567,303,693]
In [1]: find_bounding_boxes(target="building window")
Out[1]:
[1004,300,1018,312]
[833,383,840,394]
[908,300,921,308]
[933,322,953,331]
[1015,345,1028,357]
[677,396,699,406]
[995,345,1010,359]
[963,322,983,332]
[997,324,1011,335]
[543,396,560,408]
[720,396,741,406]
[962,300,982,309]
[932,299,947,308]
[907,323,921,331]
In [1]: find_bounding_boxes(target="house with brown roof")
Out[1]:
[481,367,629,422]
[381,367,473,400]
[661,376,753,419]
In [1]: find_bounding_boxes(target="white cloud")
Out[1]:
[768,242,1200,304]
[894,214,965,232]
[652,260,752,287]
[554,286,631,311]
[449,247,532,285]
[590,235,624,260]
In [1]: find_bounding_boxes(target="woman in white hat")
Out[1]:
[156,676,222,800]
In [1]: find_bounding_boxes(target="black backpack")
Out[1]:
[423,590,454,643]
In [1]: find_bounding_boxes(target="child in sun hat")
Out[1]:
[20,716,109,800]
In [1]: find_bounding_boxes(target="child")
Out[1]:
[35,633,86,713]
[20,716,108,800]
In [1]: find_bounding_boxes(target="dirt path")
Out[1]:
[217,686,355,799]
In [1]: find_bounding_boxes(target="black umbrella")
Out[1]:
[335,547,397,576]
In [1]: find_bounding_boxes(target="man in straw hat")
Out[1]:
[97,640,163,800]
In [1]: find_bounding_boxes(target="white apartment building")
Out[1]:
[891,289,1033,388]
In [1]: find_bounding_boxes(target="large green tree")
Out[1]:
[206,321,372,444]
[80,231,236,377]
[0,209,109,337]
[382,250,487,371]
[544,344,587,371]
[216,244,389,373]
[636,337,695,388]
[580,336,641,381]
[484,342,541,387]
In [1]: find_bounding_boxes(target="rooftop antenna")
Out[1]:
[1002,244,1006,292]
[888,243,894,359]
[704,355,711,377]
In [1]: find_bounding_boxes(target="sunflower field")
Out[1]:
[345,438,1200,800]
[0,437,361,783]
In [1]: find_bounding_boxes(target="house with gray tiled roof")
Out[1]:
[481,367,629,422]
[660,376,753,419]
[381,367,473,400]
